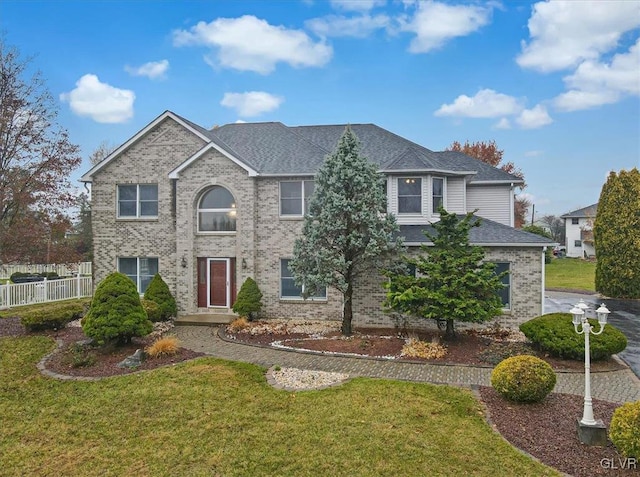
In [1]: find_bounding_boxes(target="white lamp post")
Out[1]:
[570,299,610,445]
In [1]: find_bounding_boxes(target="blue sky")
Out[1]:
[2,0,639,217]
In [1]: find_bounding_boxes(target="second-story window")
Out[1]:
[280,180,315,216]
[198,186,236,232]
[398,178,422,214]
[432,177,444,213]
[118,184,158,218]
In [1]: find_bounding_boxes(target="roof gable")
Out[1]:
[561,203,598,218]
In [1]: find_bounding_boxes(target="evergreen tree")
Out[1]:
[595,168,640,298]
[143,273,177,320]
[82,272,152,344]
[232,277,263,321]
[384,209,505,340]
[291,127,403,335]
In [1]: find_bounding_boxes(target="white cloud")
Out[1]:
[60,74,134,123]
[220,91,284,117]
[515,104,553,129]
[554,38,640,111]
[173,15,332,74]
[330,0,386,12]
[400,1,492,53]
[494,118,511,129]
[517,1,640,72]
[305,14,390,38]
[435,89,523,118]
[124,59,169,79]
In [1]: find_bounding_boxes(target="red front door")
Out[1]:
[209,260,228,307]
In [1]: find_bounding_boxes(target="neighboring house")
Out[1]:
[561,204,597,258]
[81,111,554,328]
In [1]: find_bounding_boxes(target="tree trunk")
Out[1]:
[444,318,456,341]
[341,282,353,336]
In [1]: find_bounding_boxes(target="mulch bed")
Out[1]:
[1,317,636,476]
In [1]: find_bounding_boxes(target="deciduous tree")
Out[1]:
[0,40,81,263]
[384,209,505,340]
[594,168,640,298]
[291,127,403,335]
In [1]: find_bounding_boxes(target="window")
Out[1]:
[198,186,236,232]
[572,218,579,225]
[280,181,315,216]
[118,184,158,218]
[280,259,326,299]
[398,178,422,214]
[118,257,158,293]
[432,177,444,213]
[493,262,510,309]
[574,240,582,247]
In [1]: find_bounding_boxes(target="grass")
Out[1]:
[545,258,596,292]
[0,298,91,319]
[0,335,559,477]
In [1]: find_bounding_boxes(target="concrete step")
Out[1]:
[175,313,237,326]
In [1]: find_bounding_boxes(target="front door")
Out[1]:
[209,259,228,307]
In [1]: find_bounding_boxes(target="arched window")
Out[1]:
[198,186,236,232]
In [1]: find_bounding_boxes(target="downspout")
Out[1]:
[541,246,546,315]
[510,182,515,228]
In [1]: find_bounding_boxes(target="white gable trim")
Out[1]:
[80,111,212,182]
[169,142,259,179]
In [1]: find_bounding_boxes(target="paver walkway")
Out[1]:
[175,326,640,404]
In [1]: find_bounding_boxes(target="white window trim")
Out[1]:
[431,176,446,216]
[279,180,314,218]
[493,261,511,311]
[397,177,423,215]
[197,186,237,234]
[117,184,158,219]
[117,256,158,294]
[279,258,327,301]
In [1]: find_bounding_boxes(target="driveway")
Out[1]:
[545,290,640,379]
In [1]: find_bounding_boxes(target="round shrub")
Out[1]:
[491,355,556,403]
[519,313,627,361]
[141,298,162,322]
[82,272,152,345]
[610,401,640,458]
[143,273,177,321]
[232,277,263,321]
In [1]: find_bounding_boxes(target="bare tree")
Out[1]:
[89,140,117,166]
[539,214,565,244]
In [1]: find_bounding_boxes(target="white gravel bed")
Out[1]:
[243,319,341,336]
[268,366,350,391]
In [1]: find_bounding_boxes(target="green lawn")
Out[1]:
[0,336,559,477]
[545,258,596,292]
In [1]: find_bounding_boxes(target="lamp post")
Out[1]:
[570,299,610,445]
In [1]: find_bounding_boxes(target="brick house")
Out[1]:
[81,111,554,328]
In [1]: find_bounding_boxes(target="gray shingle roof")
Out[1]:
[208,121,523,182]
[560,203,598,218]
[398,216,556,246]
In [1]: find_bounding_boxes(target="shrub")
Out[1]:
[228,317,250,332]
[20,301,85,331]
[82,272,152,345]
[232,277,263,321]
[145,335,180,358]
[141,298,162,322]
[520,313,627,361]
[610,401,640,458]
[62,342,97,368]
[143,274,177,320]
[491,355,556,403]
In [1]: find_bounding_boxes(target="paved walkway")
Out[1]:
[175,326,640,404]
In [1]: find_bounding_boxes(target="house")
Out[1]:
[81,111,554,329]
[561,204,597,258]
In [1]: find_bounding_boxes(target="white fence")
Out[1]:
[0,262,92,279]
[0,276,93,308]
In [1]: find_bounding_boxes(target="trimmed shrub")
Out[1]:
[610,401,640,458]
[232,277,263,321]
[520,313,627,361]
[20,301,85,331]
[145,335,180,358]
[491,355,556,403]
[141,298,162,322]
[82,272,152,345]
[143,273,177,321]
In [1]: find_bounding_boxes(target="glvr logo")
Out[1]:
[600,457,637,470]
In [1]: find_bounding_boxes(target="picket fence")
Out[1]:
[0,262,92,279]
[0,275,93,308]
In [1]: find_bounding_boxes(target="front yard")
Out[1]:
[545,258,596,292]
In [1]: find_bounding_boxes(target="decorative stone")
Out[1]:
[576,418,608,446]
[117,349,146,369]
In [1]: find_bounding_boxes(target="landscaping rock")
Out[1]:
[117,349,146,368]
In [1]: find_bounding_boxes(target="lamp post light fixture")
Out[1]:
[570,299,611,445]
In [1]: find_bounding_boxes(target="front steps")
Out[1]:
[174,309,237,326]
